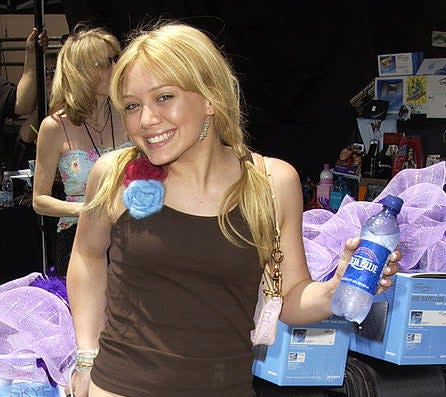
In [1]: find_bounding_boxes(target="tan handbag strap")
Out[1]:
[263,156,280,238]
[251,152,280,236]
[251,152,283,296]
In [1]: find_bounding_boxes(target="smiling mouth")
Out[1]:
[146,130,174,144]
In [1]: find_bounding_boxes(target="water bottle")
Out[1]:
[1,171,14,208]
[331,194,403,324]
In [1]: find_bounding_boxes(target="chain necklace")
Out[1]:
[83,102,111,145]
[83,102,115,157]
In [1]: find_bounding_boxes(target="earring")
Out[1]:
[198,118,210,142]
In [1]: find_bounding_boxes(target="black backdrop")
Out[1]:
[10,0,446,181]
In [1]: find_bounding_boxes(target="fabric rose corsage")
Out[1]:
[123,156,168,219]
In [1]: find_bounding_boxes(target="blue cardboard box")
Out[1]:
[350,272,446,365]
[252,318,352,386]
[0,380,62,396]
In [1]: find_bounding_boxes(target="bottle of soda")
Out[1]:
[331,194,403,323]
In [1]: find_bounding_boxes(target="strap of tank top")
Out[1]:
[58,115,72,151]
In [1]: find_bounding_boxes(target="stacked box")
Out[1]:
[350,272,446,365]
[252,318,352,386]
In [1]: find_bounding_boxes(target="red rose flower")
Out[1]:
[124,156,167,187]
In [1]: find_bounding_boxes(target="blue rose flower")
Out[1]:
[123,179,165,219]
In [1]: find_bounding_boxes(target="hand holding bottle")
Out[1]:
[331,195,403,323]
[333,236,400,293]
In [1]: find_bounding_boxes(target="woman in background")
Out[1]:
[14,51,58,170]
[0,27,47,132]
[18,51,58,145]
[32,24,131,276]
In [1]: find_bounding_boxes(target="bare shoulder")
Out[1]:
[36,114,67,149]
[263,157,304,226]
[264,156,302,187]
[39,113,62,134]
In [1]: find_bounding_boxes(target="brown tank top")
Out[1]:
[91,205,261,397]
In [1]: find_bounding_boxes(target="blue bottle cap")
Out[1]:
[379,194,404,214]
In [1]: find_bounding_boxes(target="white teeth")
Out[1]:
[146,131,173,144]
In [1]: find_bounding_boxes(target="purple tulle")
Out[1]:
[304,161,446,281]
[0,272,76,386]
[29,271,69,307]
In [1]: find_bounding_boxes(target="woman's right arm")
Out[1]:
[15,28,47,115]
[32,116,83,217]
[66,156,112,397]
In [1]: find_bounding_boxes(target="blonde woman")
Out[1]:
[66,21,399,397]
[32,24,132,276]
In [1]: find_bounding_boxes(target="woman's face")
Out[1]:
[121,59,214,166]
[94,46,119,97]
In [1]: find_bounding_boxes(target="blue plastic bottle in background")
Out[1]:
[331,194,403,324]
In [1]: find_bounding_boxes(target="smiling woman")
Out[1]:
[64,19,399,397]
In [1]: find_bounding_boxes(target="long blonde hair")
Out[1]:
[87,20,275,266]
[49,24,121,125]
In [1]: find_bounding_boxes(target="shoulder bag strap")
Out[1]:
[251,152,283,297]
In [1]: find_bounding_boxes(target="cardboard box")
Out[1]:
[375,75,446,117]
[252,318,352,386]
[350,272,446,365]
[377,52,423,76]
[0,381,61,397]
[416,58,446,75]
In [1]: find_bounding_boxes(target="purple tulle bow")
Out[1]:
[0,272,76,386]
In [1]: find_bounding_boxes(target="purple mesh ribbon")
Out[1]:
[0,272,76,386]
[304,161,446,281]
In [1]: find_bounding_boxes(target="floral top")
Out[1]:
[57,144,132,232]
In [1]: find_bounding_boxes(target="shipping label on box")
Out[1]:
[350,272,446,365]
[377,52,423,76]
[252,318,352,386]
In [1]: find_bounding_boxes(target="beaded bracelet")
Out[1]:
[74,348,99,372]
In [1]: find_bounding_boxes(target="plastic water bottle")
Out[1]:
[331,194,403,324]
[1,171,14,208]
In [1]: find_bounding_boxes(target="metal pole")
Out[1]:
[34,0,48,275]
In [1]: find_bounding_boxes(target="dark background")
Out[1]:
[2,0,446,180]
[61,0,446,182]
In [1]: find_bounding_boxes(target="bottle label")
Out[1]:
[341,239,390,295]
